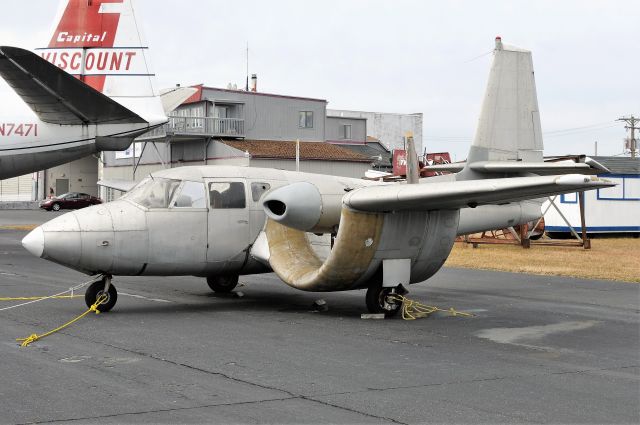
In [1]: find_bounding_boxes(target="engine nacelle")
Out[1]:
[262,181,342,233]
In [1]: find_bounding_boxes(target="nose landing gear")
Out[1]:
[85,275,117,312]
[365,282,408,317]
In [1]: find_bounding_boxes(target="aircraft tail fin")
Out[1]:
[466,37,543,167]
[38,0,165,123]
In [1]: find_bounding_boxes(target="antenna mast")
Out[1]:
[245,42,249,91]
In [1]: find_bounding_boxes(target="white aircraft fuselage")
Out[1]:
[0,116,154,179]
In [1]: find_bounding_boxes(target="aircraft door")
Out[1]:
[205,179,251,272]
[145,179,208,275]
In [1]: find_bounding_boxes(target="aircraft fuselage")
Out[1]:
[22,165,542,292]
[0,114,154,179]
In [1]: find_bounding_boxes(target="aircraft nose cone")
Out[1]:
[36,212,83,269]
[22,226,45,258]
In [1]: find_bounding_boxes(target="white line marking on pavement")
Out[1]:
[119,292,172,303]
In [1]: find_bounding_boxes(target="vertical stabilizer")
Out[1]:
[37,0,164,122]
[467,37,543,164]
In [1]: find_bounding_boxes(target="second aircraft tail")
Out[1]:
[38,0,165,123]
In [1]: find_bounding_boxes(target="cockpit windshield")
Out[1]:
[122,177,181,208]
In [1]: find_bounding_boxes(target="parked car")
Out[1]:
[40,192,102,211]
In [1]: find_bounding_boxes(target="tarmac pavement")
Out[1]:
[0,210,638,424]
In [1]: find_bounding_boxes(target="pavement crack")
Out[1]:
[61,334,408,424]
[299,396,407,424]
[16,396,298,425]
[311,364,640,397]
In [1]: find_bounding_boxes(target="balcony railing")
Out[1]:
[138,116,245,140]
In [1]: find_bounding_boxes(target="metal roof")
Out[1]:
[332,141,393,167]
[591,156,640,175]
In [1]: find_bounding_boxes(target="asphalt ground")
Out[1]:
[0,210,638,424]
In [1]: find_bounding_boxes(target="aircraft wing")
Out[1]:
[343,174,614,212]
[422,160,609,175]
[0,46,147,125]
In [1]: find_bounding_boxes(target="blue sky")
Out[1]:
[1,0,637,160]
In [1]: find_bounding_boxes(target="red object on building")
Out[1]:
[392,149,408,176]
[394,150,453,178]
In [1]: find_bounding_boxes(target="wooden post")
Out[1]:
[579,191,591,249]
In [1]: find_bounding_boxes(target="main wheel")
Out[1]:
[85,279,117,312]
[366,282,401,317]
[206,275,239,293]
[51,203,61,211]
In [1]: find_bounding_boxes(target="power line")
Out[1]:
[617,115,639,158]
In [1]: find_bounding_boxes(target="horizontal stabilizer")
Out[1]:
[97,179,138,193]
[0,46,147,125]
[160,87,198,114]
[344,175,615,212]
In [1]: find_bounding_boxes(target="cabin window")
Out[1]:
[209,182,246,209]
[251,182,271,202]
[123,177,181,209]
[299,111,313,128]
[172,181,207,208]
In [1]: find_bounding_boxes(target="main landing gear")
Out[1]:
[85,275,117,312]
[206,275,239,293]
[365,282,408,317]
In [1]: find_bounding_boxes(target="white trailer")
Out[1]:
[544,156,640,234]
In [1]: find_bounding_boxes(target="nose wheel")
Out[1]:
[365,282,406,317]
[85,276,117,312]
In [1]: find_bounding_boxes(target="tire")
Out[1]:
[365,282,401,317]
[85,279,117,312]
[206,275,239,293]
[51,203,61,211]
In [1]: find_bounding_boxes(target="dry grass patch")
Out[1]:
[445,238,640,283]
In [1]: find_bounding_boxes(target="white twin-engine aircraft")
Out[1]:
[21,2,614,316]
[0,0,194,179]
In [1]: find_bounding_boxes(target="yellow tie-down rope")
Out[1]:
[0,295,82,301]
[0,275,104,313]
[387,294,474,321]
[16,294,108,348]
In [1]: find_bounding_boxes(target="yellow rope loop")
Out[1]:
[19,334,40,347]
[387,294,473,321]
[91,294,109,314]
[16,294,109,347]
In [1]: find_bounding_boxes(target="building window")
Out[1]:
[299,111,313,128]
[343,124,352,140]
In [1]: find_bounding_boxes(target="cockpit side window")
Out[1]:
[251,182,271,202]
[123,177,181,209]
[209,182,246,209]
[172,181,207,208]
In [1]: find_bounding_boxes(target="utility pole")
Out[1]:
[618,115,639,158]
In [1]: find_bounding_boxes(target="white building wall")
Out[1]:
[543,175,640,233]
[0,174,34,201]
[328,109,423,153]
